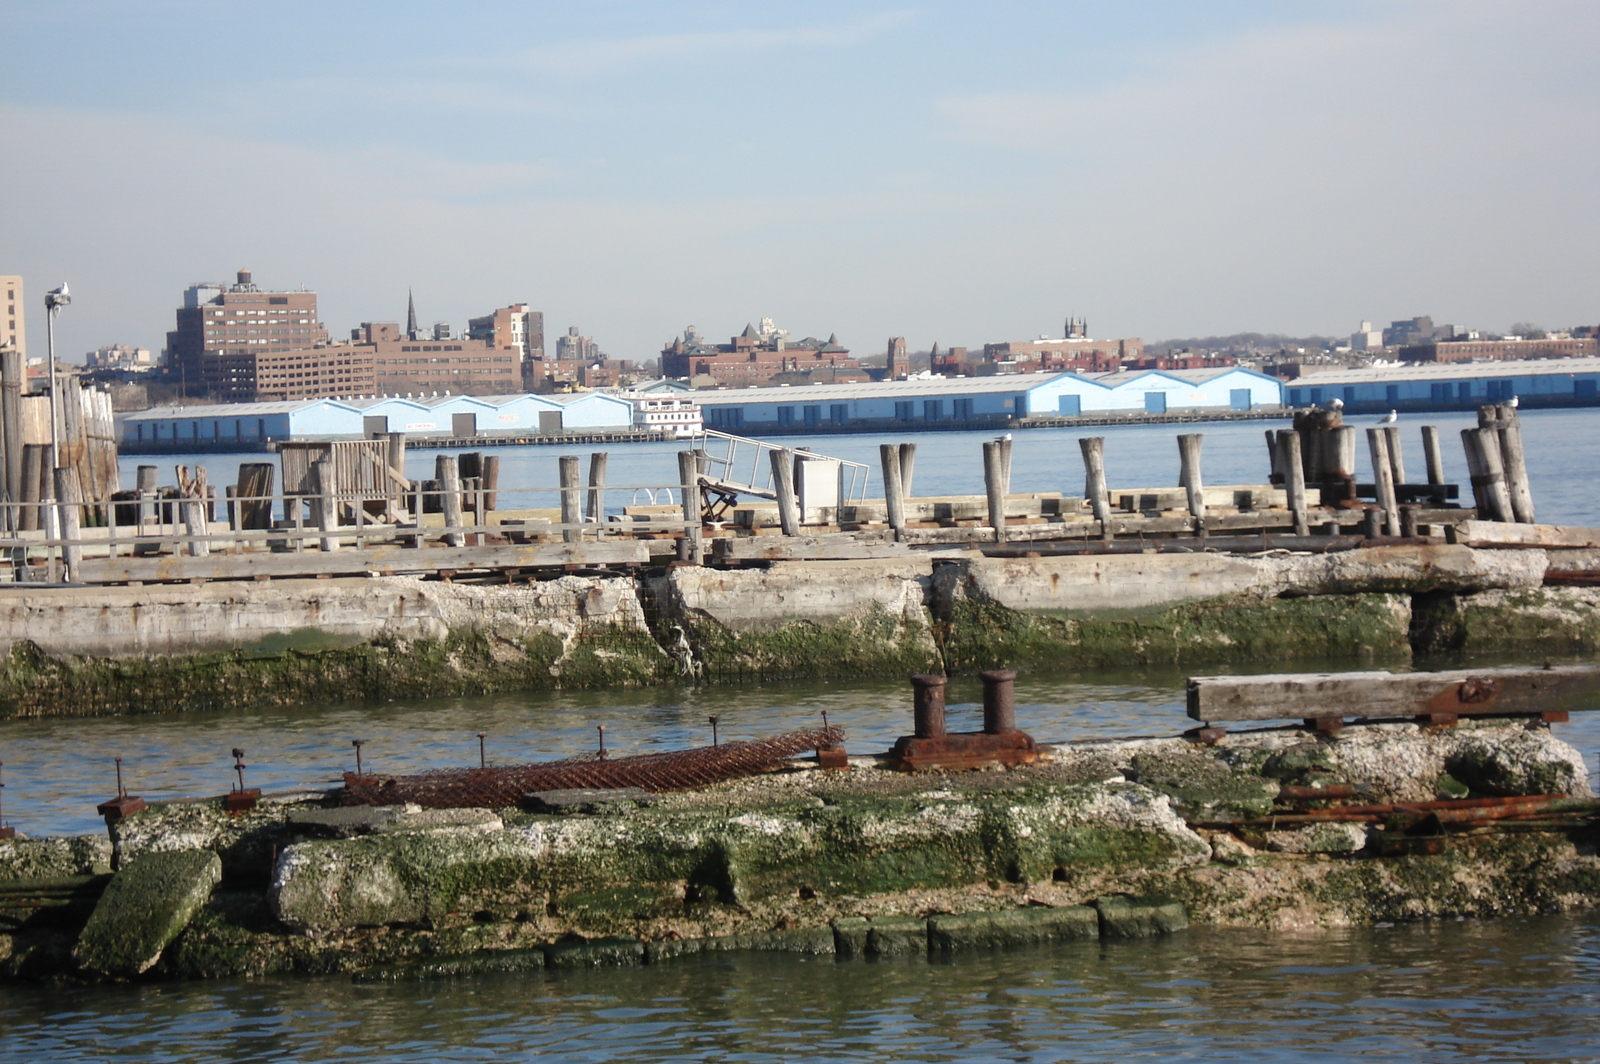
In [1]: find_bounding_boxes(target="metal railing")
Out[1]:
[686,429,870,504]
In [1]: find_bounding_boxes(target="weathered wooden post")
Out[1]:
[769,447,801,537]
[1461,428,1489,517]
[1383,425,1406,489]
[1473,425,1515,523]
[1177,433,1205,534]
[0,348,22,514]
[1483,405,1535,523]
[1275,431,1310,536]
[237,462,274,530]
[1367,428,1401,536]
[982,439,1007,544]
[18,444,43,532]
[313,457,341,552]
[481,455,500,514]
[436,454,463,548]
[898,442,916,498]
[559,454,582,545]
[1265,429,1282,486]
[54,466,84,580]
[1421,426,1447,506]
[133,464,158,555]
[182,466,210,558]
[676,450,703,562]
[879,443,906,537]
[585,452,609,527]
[1079,437,1113,541]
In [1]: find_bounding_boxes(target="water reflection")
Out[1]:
[4,917,1600,1062]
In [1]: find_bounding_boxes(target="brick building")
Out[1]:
[1399,337,1600,363]
[165,271,329,396]
[661,320,865,386]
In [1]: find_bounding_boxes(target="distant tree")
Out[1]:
[1509,322,1547,339]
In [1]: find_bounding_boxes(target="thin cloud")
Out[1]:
[476,10,916,78]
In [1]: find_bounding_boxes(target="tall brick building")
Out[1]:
[166,271,329,396]
[661,320,865,386]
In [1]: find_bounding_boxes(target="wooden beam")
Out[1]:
[712,532,908,562]
[1187,665,1600,722]
[76,542,648,584]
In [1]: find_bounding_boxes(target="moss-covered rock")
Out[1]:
[73,849,221,978]
[0,836,112,880]
[927,906,1098,951]
[1411,586,1600,656]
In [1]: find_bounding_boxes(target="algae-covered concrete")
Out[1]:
[2,717,1592,985]
[0,544,1584,717]
[73,849,221,978]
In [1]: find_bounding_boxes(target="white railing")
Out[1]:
[686,429,870,504]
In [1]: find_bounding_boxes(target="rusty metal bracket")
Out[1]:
[1426,676,1502,715]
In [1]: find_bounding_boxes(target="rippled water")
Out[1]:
[6,917,1600,1062]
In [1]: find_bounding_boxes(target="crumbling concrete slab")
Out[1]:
[73,849,221,978]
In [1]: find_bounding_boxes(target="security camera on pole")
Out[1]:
[43,284,70,580]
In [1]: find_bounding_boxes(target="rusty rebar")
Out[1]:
[337,725,844,810]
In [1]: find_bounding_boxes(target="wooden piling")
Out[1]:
[1421,426,1446,506]
[559,454,582,544]
[1383,425,1406,488]
[18,443,43,531]
[1367,428,1401,536]
[898,442,916,498]
[1275,431,1309,536]
[769,447,801,537]
[134,464,158,555]
[585,452,609,525]
[879,443,906,537]
[676,450,703,562]
[182,467,210,558]
[481,455,500,513]
[54,466,83,580]
[1473,426,1515,524]
[0,348,22,515]
[982,439,1007,544]
[1484,405,1535,524]
[436,454,463,548]
[313,457,341,551]
[1177,433,1206,533]
[1079,437,1113,541]
[1265,429,1282,486]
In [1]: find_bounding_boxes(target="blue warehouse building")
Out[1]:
[694,367,1283,431]
[122,392,635,452]
[1283,357,1600,413]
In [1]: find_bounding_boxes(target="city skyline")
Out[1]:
[2,1,1595,364]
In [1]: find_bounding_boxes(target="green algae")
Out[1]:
[73,849,221,978]
[671,601,941,682]
[937,590,1413,674]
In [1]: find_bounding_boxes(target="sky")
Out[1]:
[1,0,1596,364]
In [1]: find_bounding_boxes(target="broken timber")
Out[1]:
[77,542,648,584]
[1187,665,1600,727]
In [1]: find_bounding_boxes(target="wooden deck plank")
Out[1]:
[1187,665,1600,722]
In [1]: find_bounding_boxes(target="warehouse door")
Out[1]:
[1144,392,1167,415]
[1058,395,1081,416]
[1229,389,1251,411]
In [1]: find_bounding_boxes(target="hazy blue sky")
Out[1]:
[2,1,1595,363]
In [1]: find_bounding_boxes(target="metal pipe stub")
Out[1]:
[910,673,947,738]
[980,668,1017,735]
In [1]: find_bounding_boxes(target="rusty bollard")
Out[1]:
[981,668,1017,736]
[911,674,948,739]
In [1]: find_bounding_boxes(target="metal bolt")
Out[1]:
[910,674,948,739]
[477,732,488,769]
[820,709,830,734]
[980,668,1017,736]
[115,756,126,799]
[597,724,608,760]
[351,739,365,776]
[231,748,247,793]
[709,715,720,747]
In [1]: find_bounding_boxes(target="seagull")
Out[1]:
[1329,397,1344,410]
[1509,395,1519,408]
[1378,410,1398,424]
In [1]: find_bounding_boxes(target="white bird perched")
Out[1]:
[1329,397,1345,410]
[1379,410,1398,424]
[1509,395,1520,408]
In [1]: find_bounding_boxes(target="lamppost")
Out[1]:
[42,284,70,574]
[44,284,70,468]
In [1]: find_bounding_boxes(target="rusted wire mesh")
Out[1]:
[337,725,844,809]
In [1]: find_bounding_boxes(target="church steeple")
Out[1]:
[406,289,419,340]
